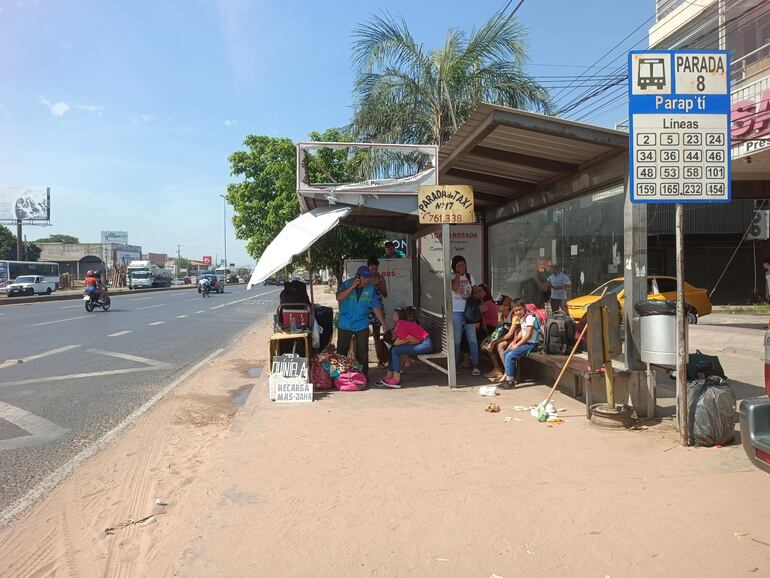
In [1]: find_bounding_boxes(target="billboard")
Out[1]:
[101,230,128,244]
[0,186,50,222]
[202,256,212,266]
[148,252,167,265]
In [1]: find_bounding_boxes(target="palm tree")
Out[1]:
[351,11,552,148]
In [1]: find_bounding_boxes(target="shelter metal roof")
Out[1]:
[438,103,630,212]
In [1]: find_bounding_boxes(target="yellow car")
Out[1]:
[567,276,712,324]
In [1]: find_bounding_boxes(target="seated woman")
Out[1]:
[379,308,433,389]
[484,296,521,381]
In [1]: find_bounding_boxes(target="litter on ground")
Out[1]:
[485,403,501,413]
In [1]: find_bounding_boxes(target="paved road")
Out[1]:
[0,284,280,521]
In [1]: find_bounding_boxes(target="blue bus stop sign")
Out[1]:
[628,50,731,204]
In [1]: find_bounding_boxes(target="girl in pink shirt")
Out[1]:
[378,308,433,388]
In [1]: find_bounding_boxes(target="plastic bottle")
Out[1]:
[290,315,297,333]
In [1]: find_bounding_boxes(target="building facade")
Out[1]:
[647,0,770,303]
[39,242,142,276]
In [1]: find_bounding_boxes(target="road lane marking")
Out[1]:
[0,367,157,387]
[195,310,205,314]
[30,315,94,327]
[87,348,172,368]
[107,331,132,337]
[209,304,226,310]
[185,298,199,302]
[0,348,223,526]
[130,297,154,301]
[176,315,188,318]
[59,304,83,309]
[148,321,165,326]
[0,345,82,369]
[0,401,69,451]
[136,304,166,310]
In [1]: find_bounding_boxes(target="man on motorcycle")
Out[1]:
[199,276,211,295]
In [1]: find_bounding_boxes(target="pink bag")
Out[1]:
[311,362,334,390]
[334,371,367,391]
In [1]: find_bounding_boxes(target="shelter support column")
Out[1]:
[623,169,652,417]
[443,223,457,388]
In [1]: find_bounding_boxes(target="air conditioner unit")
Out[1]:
[747,209,769,240]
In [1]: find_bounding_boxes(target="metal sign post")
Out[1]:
[628,50,731,445]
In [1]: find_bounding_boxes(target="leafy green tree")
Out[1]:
[351,12,551,147]
[35,234,79,243]
[0,225,41,260]
[227,129,384,285]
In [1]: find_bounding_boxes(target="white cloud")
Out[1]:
[129,113,154,124]
[38,95,70,117]
[74,103,104,116]
[224,119,238,127]
[180,125,192,135]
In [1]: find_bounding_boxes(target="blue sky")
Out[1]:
[0,0,652,267]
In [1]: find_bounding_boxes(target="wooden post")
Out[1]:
[601,305,615,408]
[676,203,689,445]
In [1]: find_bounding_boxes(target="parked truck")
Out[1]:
[127,260,172,289]
[5,275,57,296]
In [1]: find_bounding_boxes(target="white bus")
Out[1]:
[0,260,60,289]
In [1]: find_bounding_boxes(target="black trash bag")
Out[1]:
[279,280,310,305]
[635,299,676,316]
[314,305,334,352]
[686,376,736,446]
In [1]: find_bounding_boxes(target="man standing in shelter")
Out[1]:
[546,264,571,312]
[382,240,405,259]
[336,265,389,376]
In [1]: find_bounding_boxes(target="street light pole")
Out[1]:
[220,194,227,285]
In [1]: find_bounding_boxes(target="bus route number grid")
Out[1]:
[628,50,731,204]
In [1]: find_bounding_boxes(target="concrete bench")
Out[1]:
[521,351,632,418]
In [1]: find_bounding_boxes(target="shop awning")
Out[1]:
[246,206,352,289]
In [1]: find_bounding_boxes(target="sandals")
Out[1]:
[472,368,481,376]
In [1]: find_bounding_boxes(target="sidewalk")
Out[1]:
[1,294,769,577]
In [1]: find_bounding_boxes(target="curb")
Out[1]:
[0,284,200,306]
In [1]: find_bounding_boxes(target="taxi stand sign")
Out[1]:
[628,50,731,204]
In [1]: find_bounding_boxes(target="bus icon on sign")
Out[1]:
[637,57,666,90]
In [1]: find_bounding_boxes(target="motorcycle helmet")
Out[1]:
[86,270,94,276]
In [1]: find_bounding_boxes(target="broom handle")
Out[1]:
[542,287,608,406]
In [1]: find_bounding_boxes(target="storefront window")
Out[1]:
[488,185,624,304]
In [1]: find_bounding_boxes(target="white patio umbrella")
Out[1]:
[246,206,352,290]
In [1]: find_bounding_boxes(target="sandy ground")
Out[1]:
[2,290,770,577]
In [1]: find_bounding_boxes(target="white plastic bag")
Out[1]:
[311,321,321,348]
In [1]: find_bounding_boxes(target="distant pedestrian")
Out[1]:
[764,258,770,302]
[546,264,571,312]
[382,241,406,259]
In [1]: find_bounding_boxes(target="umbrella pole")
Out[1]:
[307,250,315,308]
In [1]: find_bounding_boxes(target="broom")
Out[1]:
[535,288,607,422]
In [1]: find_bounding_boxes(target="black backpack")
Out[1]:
[544,311,576,355]
[279,280,310,305]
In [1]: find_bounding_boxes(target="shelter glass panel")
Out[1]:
[488,185,625,304]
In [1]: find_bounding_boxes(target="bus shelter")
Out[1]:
[288,109,652,411]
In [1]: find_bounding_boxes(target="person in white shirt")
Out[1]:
[546,264,571,313]
[450,254,480,376]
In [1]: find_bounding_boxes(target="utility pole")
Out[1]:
[177,244,181,278]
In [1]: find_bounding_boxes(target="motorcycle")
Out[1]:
[83,290,111,312]
[200,282,211,298]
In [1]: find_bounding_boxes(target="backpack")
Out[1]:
[279,280,310,305]
[464,298,482,323]
[524,304,548,351]
[544,310,577,355]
